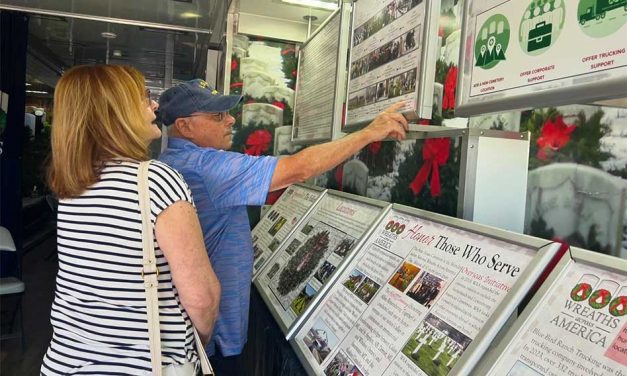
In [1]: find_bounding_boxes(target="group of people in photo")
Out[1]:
[406,271,445,308]
[350,27,419,80]
[352,0,424,48]
[348,67,417,110]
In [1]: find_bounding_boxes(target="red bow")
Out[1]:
[368,141,382,155]
[230,82,243,89]
[536,115,576,160]
[410,138,450,197]
[266,188,286,205]
[334,164,344,190]
[442,66,458,111]
[244,129,272,156]
[272,101,285,110]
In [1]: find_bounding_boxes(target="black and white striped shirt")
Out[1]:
[41,160,198,375]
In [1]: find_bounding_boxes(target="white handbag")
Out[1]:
[138,161,214,376]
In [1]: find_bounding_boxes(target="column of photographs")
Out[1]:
[346,0,426,123]
[297,209,538,376]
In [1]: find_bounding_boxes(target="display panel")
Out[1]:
[456,0,627,116]
[254,191,390,335]
[344,0,440,129]
[292,6,351,144]
[252,184,326,276]
[291,204,560,376]
[476,248,627,376]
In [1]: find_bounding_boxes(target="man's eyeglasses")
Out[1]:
[185,112,228,122]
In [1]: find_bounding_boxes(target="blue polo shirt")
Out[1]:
[159,137,277,357]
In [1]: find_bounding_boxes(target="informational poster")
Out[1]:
[292,206,552,376]
[457,0,627,116]
[345,0,439,128]
[252,185,325,276]
[481,251,627,376]
[292,7,350,144]
[255,192,388,334]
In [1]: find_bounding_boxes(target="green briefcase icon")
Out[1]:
[527,21,553,52]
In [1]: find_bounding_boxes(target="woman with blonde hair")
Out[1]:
[41,64,220,375]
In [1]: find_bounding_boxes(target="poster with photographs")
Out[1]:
[292,206,555,376]
[254,192,388,333]
[345,0,439,128]
[456,0,627,116]
[252,185,325,276]
[292,6,351,144]
[479,250,627,376]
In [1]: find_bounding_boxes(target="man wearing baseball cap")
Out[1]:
[158,79,408,374]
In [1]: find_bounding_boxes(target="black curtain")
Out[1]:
[0,11,29,277]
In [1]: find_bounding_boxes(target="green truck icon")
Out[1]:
[579,0,627,24]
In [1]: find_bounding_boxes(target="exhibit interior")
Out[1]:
[0,0,626,375]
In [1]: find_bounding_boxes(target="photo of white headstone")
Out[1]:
[261,86,295,109]
[240,58,269,77]
[242,70,276,99]
[273,126,295,155]
[432,83,444,116]
[526,163,627,255]
[233,34,249,50]
[342,159,369,196]
[242,103,284,127]
[441,29,461,66]
[233,47,247,59]
[468,111,521,131]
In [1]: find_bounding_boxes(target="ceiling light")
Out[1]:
[26,83,32,86]
[100,31,117,39]
[180,11,201,19]
[279,0,338,11]
[26,90,49,94]
[113,49,123,57]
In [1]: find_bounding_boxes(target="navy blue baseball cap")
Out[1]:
[158,79,242,125]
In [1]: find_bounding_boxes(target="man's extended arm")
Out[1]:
[270,102,409,191]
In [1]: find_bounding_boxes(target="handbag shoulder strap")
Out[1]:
[139,160,214,376]
[138,160,163,376]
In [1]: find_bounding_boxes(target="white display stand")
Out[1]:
[473,247,627,376]
[343,0,440,130]
[402,127,531,234]
[292,5,352,145]
[252,184,326,276]
[290,203,561,376]
[456,0,627,116]
[254,190,390,337]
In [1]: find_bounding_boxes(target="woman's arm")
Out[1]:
[155,201,220,344]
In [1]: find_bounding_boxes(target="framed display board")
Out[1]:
[456,0,627,117]
[292,5,352,145]
[252,184,326,276]
[290,203,561,376]
[344,0,440,130]
[254,190,391,336]
[473,247,627,376]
